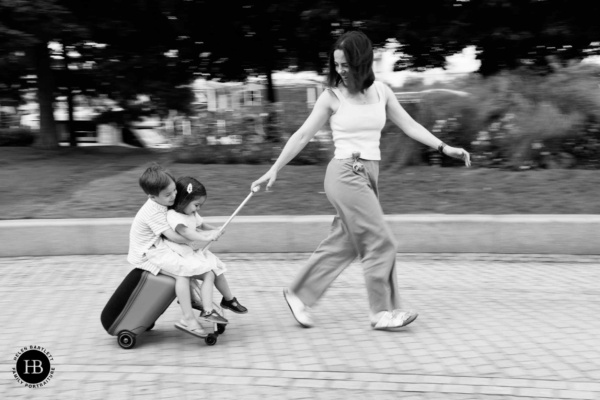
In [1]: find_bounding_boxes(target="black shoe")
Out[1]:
[220,297,248,314]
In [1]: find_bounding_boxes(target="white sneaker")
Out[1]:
[372,310,418,331]
[392,310,418,327]
[283,289,314,328]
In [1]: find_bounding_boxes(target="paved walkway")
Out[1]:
[1,253,599,399]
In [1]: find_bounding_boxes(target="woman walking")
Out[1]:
[251,31,470,331]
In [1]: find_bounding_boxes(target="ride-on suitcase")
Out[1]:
[101,269,176,349]
[101,268,221,349]
[101,268,220,349]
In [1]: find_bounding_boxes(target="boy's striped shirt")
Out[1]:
[127,199,170,275]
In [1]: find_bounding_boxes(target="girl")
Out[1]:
[164,176,247,332]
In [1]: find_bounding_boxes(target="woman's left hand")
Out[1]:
[444,146,471,167]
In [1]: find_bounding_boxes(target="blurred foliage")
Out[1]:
[173,142,275,165]
[383,63,600,170]
[172,140,332,166]
[0,128,36,146]
[171,105,333,165]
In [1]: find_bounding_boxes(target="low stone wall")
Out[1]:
[1,215,598,257]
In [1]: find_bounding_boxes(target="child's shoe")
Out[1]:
[200,309,228,324]
[220,297,248,314]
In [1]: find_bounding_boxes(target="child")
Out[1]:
[127,163,218,338]
[164,176,248,320]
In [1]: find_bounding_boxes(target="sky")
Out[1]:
[273,45,482,87]
[373,45,481,87]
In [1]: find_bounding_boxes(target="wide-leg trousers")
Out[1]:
[289,158,401,317]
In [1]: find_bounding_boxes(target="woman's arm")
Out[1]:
[251,91,335,190]
[384,85,471,166]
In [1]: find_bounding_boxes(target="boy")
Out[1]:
[127,163,189,275]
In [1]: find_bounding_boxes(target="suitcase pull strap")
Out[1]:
[201,187,259,252]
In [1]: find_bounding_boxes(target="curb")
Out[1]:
[1,215,599,257]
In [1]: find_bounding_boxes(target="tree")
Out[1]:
[171,1,316,103]
[0,0,198,148]
[294,0,600,76]
[378,0,600,76]
[0,0,87,148]
[469,0,600,75]
[66,0,198,110]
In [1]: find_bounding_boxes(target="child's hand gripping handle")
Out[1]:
[201,186,259,252]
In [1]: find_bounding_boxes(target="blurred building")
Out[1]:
[191,74,329,143]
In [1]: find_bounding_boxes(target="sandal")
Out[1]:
[174,321,208,338]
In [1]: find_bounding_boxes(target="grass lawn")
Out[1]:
[1,146,599,220]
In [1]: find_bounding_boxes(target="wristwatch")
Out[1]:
[437,142,447,155]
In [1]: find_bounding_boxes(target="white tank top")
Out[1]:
[329,81,387,160]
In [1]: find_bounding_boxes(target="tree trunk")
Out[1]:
[66,88,76,147]
[262,46,281,142]
[260,22,277,104]
[63,42,77,147]
[265,59,276,103]
[33,41,59,149]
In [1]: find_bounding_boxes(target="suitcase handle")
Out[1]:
[201,186,259,252]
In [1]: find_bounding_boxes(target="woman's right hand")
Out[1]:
[251,168,278,192]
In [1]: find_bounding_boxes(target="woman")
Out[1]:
[251,31,470,331]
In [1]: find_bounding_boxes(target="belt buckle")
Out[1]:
[351,151,364,173]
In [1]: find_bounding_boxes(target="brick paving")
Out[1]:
[1,253,599,399]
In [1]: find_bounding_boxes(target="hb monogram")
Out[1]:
[23,360,44,374]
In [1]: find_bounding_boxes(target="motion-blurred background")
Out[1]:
[1,1,600,219]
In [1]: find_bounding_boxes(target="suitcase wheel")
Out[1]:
[217,324,226,334]
[205,334,218,346]
[117,331,137,349]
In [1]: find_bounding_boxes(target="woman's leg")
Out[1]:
[288,160,358,308]
[289,215,357,307]
[324,159,401,320]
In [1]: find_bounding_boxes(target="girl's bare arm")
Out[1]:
[199,222,219,231]
[176,224,221,242]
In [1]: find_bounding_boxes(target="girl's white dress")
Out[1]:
[160,210,227,277]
